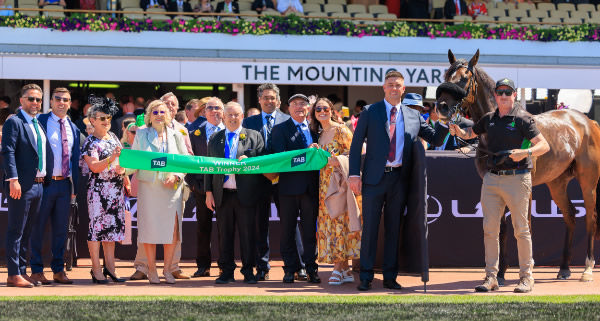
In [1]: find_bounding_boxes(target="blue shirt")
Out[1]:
[384,99,404,167]
[291,118,312,146]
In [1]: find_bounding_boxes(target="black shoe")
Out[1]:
[103,267,126,283]
[90,270,109,284]
[244,274,258,284]
[383,279,402,290]
[307,271,321,283]
[192,267,210,278]
[295,268,307,281]
[357,279,372,291]
[256,270,269,281]
[283,272,295,283]
[215,274,235,284]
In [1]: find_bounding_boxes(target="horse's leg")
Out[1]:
[547,178,576,280]
[574,169,599,282]
[497,208,509,286]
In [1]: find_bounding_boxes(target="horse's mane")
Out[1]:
[444,58,497,115]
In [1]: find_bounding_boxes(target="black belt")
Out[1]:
[223,188,237,193]
[384,166,401,173]
[489,169,530,176]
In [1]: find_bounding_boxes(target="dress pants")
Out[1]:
[193,189,213,270]
[6,182,43,276]
[216,189,257,277]
[279,193,318,274]
[30,179,72,273]
[359,170,408,281]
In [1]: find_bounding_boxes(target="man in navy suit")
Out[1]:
[270,93,320,284]
[348,71,449,291]
[186,97,224,278]
[2,83,54,288]
[29,87,80,285]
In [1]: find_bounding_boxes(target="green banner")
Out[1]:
[119,148,330,174]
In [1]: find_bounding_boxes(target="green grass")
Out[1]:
[1,296,600,320]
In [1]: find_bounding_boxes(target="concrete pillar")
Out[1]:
[233,83,245,110]
[43,79,50,113]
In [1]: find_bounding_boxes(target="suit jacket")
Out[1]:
[444,0,468,18]
[251,0,275,11]
[215,0,239,13]
[185,121,213,193]
[270,118,319,196]
[128,126,186,183]
[37,112,81,192]
[167,0,192,12]
[242,110,290,154]
[186,116,207,132]
[348,101,448,186]
[205,127,265,207]
[1,111,54,192]
[140,0,166,9]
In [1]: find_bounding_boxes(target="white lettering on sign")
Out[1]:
[152,160,165,167]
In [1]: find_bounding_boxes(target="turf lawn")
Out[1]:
[2,295,600,320]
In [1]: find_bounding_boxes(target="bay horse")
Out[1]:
[436,49,600,283]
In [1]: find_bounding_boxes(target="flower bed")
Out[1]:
[1,13,599,42]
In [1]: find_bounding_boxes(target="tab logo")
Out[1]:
[291,153,306,168]
[151,157,167,169]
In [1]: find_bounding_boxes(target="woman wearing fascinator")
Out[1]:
[79,95,127,284]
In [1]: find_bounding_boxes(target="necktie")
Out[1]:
[59,119,70,177]
[224,132,236,182]
[265,114,273,148]
[32,117,44,172]
[206,125,214,143]
[296,124,308,148]
[455,0,460,15]
[387,107,397,162]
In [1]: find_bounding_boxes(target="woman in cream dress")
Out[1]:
[129,100,187,284]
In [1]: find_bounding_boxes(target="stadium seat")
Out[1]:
[307,11,327,17]
[329,12,350,19]
[536,2,555,12]
[43,4,65,17]
[474,14,494,23]
[150,14,171,20]
[453,15,472,24]
[542,16,562,24]
[368,4,388,14]
[323,3,344,14]
[346,4,365,14]
[528,9,548,19]
[570,11,590,21]
[220,16,238,21]
[590,10,600,19]
[507,9,527,19]
[497,15,518,23]
[550,10,569,19]
[376,13,396,20]
[146,7,166,12]
[495,2,514,10]
[326,0,346,5]
[519,16,540,24]
[303,3,323,13]
[517,2,535,11]
[305,0,325,4]
[576,3,596,13]
[174,15,193,20]
[563,16,583,24]
[124,13,145,19]
[238,2,251,11]
[197,16,216,21]
[487,8,506,19]
[353,12,373,23]
[120,0,139,9]
[17,4,39,16]
[18,0,39,6]
[589,16,600,24]
[557,3,575,12]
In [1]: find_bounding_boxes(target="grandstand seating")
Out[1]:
[368,4,388,14]
[346,4,366,15]
[43,4,65,17]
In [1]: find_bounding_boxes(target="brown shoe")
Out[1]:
[22,274,41,286]
[6,275,34,288]
[171,270,190,279]
[514,277,534,293]
[475,275,499,292]
[129,270,147,280]
[53,271,74,284]
[30,272,52,285]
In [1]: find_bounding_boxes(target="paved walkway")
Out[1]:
[2,260,600,296]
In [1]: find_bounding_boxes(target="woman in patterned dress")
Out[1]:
[310,97,362,285]
[80,97,126,284]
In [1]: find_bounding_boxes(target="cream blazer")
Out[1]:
[128,126,187,182]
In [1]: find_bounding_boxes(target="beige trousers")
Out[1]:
[481,171,533,279]
[133,239,182,274]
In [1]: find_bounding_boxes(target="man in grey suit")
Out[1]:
[348,71,449,291]
[206,102,265,284]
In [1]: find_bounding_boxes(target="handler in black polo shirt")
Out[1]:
[449,78,549,293]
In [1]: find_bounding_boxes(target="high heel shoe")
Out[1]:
[148,271,160,284]
[90,270,109,284]
[103,267,126,283]
[163,270,176,284]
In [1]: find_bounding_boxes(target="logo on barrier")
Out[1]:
[291,153,306,167]
[151,157,167,169]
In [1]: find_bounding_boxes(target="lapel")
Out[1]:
[17,110,38,154]
[215,130,226,158]
[236,128,247,158]
[287,118,304,148]
[166,127,178,153]
[199,123,208,149]
[145,127,162,151]
[376,101,391,140]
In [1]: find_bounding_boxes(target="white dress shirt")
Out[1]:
[47,112,74,177]
[384,99,404,167]
[223,126,242,190]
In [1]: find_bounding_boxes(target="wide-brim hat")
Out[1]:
[436,82,467,101]
[402,93,424,107]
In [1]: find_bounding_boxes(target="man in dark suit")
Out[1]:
[2,83,54,288]
[140,0,166,9]
[270,93,321,284]
[167,0,192,12]
[205,102,265,284]
[215,0,239,13]
[444,0,468,19]
[184,98,206,130]
[348,71,449,291]
[186,97,224,278]
[29,88,81,285]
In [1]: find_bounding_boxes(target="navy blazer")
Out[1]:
[37,112,81,192]
[270,118,319,196]
[186,116,207,132]
[1,111,54,192]
[349,100,449,185]
[185,121,212,193]
[242,110,290,154]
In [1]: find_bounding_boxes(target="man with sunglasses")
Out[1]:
[28,88,80,285]
[2,84,54,288]
[449,78,550,293]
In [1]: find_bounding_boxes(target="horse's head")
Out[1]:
[437,49,483,121]
[435,82,468,123]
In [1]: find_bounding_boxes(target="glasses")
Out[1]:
[495,89,514,96]
[206,105,222,111]
[94,116,112,121]
[25,97,42,103]
[315,106,330,113]
[152,110,166,115]
[53,96,71,103]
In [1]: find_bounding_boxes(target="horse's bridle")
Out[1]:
[446,63,478,124]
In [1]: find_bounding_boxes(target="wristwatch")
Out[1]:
[527,149,532,157]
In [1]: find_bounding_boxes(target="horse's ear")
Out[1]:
[468,49,480,70]
[448,49,456,64]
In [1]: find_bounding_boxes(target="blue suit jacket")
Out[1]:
[242,110,290,154]
[1,111,54,192]
[186,116,207,132]
[349,100,449,185]
[37,112,81,193]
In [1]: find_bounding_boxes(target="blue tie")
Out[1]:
[224,132,236,182]
[296,124,308,148]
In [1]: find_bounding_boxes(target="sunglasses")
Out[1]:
[25,97,42,103]
[206,105,222,111]
[95,116,112,121]
[495,89,514,96]
[315,106,330,113]
[152,110,166,115]
[54,96,71,103]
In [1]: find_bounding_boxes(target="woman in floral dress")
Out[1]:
[310,97,362,285]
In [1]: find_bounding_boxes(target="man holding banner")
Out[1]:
[205,102,265,284]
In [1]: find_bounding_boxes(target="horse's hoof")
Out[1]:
[580,274,593,282]
[497,277,505,286]
[557,270,571,280]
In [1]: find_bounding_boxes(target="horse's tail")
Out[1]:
[593,120,600,240]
